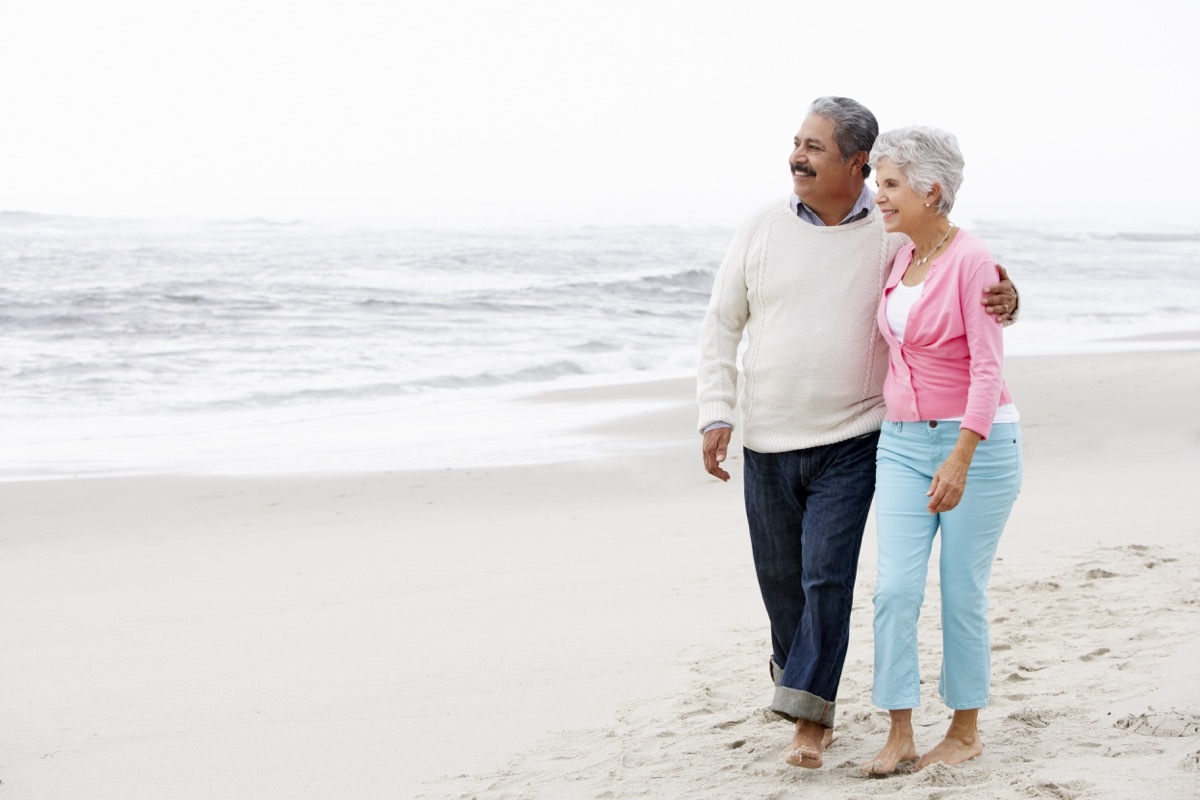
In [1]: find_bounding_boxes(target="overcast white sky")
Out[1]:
[1,0,1196,228]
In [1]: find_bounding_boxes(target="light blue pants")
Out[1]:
[871,420,1022,711]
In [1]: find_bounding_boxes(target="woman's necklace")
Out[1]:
[912,224,956,270]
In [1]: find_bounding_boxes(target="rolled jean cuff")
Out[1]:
[771,686,836,727]
[769,659,783,687]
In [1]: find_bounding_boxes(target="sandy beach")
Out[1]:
[2,349,1199,799]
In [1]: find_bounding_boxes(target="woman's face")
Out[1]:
[874,158,930,235]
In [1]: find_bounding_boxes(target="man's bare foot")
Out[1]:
[784,746,822,768]
[783,719,828,769]
[914,732,983,770]
[859,734,918,776]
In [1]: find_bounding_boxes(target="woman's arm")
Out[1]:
[928,249,1005,513]
[960,260,1007,440]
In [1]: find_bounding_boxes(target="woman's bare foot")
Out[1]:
[914,709,983,770]
[859,709,917,776]
[914,732,982,769]
[783,719,828,768]
[859,737,918,775]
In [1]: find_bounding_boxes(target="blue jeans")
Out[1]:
[871,421,1022,710]
[743,432,879,727]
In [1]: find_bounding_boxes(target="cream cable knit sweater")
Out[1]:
[697,198,902,452]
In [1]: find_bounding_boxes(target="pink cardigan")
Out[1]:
[876,229,1013,439]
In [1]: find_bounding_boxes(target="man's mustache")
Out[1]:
[791,163,815,177]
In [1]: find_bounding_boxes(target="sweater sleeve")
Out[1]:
[696,213,758,433]
[959,255,1005,439]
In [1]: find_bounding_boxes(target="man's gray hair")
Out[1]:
[868,126,964,216]
[808,96,879,178]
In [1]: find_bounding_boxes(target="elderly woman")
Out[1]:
[860,126,1023,775]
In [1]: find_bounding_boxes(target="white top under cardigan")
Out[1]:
[885,276,1020,425]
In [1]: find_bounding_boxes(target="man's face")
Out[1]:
[789,113,862,212]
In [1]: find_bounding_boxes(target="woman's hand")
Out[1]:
[926,430,982,513]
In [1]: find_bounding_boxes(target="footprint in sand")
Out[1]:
[1006,707,1054,729]
[908,761,989,789]
[1115,711,1200,737]
[620,733,672,768]
[710,716,749,730]
[1023,779,1092,799]
[1021,580,1063,592]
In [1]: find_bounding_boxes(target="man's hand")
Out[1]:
[981,264,1018,325]
[702,427,732,482]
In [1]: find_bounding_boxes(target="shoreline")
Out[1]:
[5,341,1200,484]
[2,349,1199,798]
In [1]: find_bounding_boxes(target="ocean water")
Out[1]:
[3,212,1198,479]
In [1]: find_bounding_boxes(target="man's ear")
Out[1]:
[849,151,869,175]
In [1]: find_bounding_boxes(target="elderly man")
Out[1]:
[697,96,1016,768]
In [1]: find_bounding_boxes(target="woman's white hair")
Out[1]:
[868,126,964,216]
